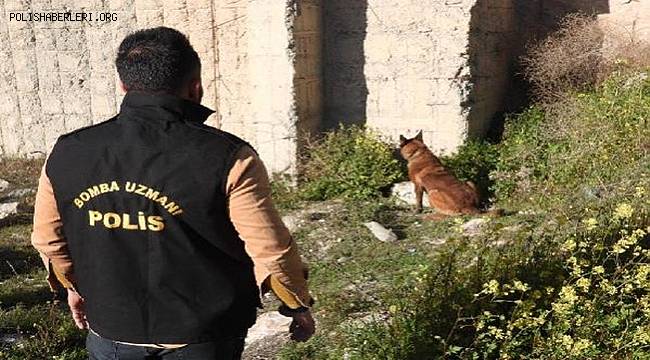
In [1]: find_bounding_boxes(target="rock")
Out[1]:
[308,212,327,221]
[0,179,8,192]
[0,333,24,345]
[364,221,398,242]
[281,215,299,232]
[460,218,488,236]
[346,311,390,328]
[0,202,19,221]
[580,185,601,200]
[391,181,430,207]
[245,312,292,347]
[501,225,523,233]
[623,72,648,89]
[0,188,35,201]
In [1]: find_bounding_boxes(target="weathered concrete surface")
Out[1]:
[0,0,220,157]
[236,0,323,174]
[1,0,647,172]
[0,0,321,175]
[324,0,517,154]
[599,1,650,43]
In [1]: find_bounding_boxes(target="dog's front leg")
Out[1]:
[414,183,424,213]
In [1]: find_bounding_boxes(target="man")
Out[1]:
[31,27,315,359]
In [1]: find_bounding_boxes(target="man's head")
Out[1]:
[116,27,203,102]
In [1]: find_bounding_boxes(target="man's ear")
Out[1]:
[119,80,128,93]
[187,77,203,103]
[415,130,423,142]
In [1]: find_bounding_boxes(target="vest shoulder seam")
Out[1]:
[57,115,119,140]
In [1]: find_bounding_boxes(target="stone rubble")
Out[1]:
[281,215,300,233]
[0,202,19,221]
[391,181,430,207]
[0,188,35,202]
[244,311,292,347]
[460,218,488,236]
[364,221,398,242]
[0,179,8,192]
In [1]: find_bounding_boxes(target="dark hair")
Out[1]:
[116,27,200,93]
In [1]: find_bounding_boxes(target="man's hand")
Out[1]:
[67,288,88,330]
[289,310,315,342]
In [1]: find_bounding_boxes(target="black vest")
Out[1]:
[46,92,260,344]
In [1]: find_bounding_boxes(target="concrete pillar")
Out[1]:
[237,0,322,174]
[332,0,516,155]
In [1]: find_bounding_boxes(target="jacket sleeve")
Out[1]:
[226,146,312,308]
[31,164,76,291]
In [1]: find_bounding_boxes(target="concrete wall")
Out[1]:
[0,0,321,174]
[599,0,650,43]
[322,0,646,154]
[324,0,516,154]
[0,0,648,171]
[0,0,221,157]
[362,0,478,153]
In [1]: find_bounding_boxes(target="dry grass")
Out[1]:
[0,157,44,192]
[521,14,650,102]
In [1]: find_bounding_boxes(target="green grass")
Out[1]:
[277,71,650,359]
[0,71,647,359]
[0,183,87,359]
[0,158,43,192]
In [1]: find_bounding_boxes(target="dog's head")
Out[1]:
[399,131,424,160]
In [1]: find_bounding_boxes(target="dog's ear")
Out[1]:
[399,135,407,143]
[415,130,423,142]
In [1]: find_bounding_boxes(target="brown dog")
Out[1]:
[399,131,481,219]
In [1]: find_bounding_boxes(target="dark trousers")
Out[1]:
[86,331,246,360]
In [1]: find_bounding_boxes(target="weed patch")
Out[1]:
[299,126,405,201]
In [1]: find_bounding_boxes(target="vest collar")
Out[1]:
[119,91,214,124]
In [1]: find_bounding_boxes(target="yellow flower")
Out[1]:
[483,280,500,295]
[571,338,592,355]
[614,203,634,219]
[613,228,647,254]
[600,279,617,295]
[582,218,598,231]
[512,280,530,292]
[593,266,605,275]
[562,239,577,252]
[559,286,578,304]
[635,186,646,198]
[635,264,650,286]
[576,278,591,291]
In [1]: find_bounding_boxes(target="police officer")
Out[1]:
[32,27,315,359]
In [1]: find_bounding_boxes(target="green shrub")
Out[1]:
[334,71,649,360]
[341,216,569,360]
[467,206,649,359]
[489,106,547,202]
[492,72,650,213]
[441,140,499,205]
[270,173,304,211]
[0,304,87,360]
[299,125,405,201]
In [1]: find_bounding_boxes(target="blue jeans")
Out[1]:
[86,331,246,360]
